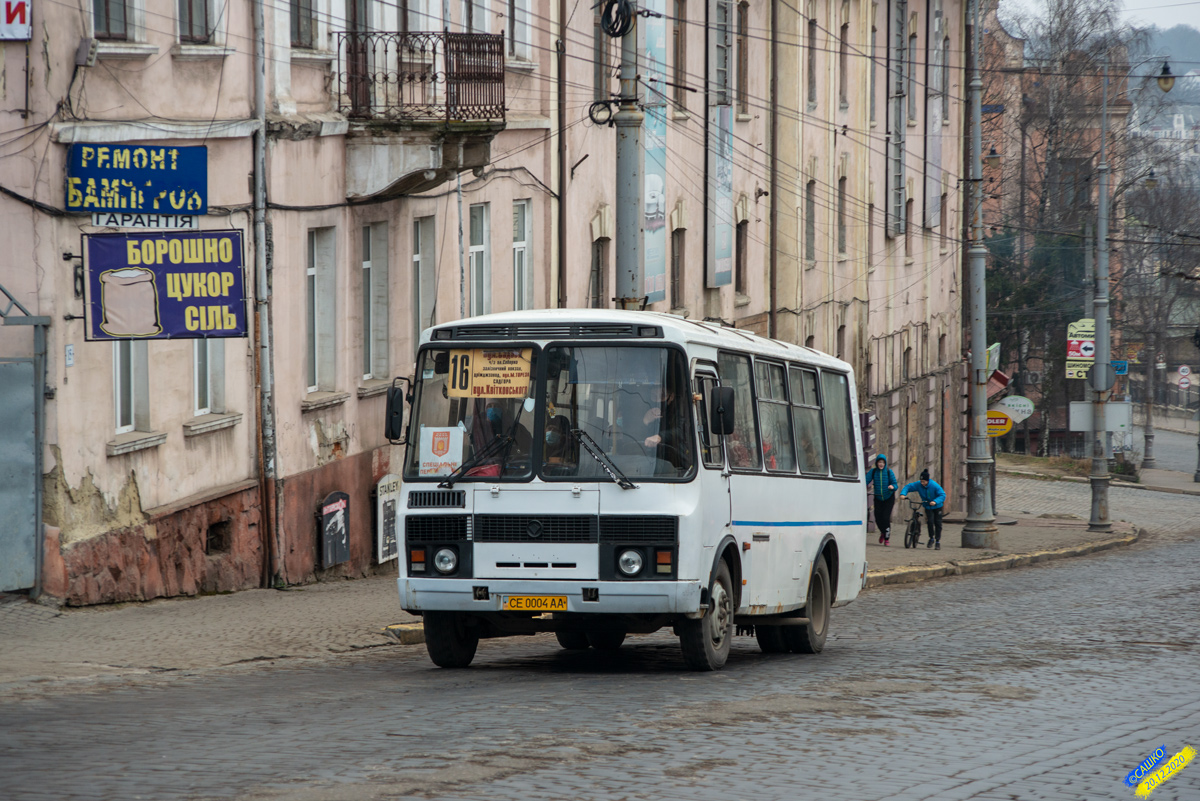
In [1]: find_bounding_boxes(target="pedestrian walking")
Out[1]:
[865,454,898,545]
[900,469,946,550]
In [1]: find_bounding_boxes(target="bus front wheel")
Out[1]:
[679,560,734,671]
[423,611,479,668]
[784,558,830,654]
[556,630,591,650]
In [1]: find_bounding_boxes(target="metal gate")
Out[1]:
[1,285,48,594]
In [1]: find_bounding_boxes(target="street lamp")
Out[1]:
[1157,62,1176,95]
[985,147,1002,169]
[1145,169,1158,189]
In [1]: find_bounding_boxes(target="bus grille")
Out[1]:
[474,514,599,543]
[408,490,466,509]
[406,515,470,542]
[599,516,679,544]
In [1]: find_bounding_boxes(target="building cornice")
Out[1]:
[51,119,261,144]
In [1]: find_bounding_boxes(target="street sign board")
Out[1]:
[67,144,207,215]
[376,474,400,564]
[1181,377,1192,390]
[1124,344,1142,364]
[986,409,1013,437]
[994,395,1034,423]
[1111,360,1128,376]
[1179,365,1191,377]
[1066,360,1092,379]
[1067,319,1095,338]
[1068,401,1134,433]
[1067,339,1096,360]
[91,212,199,230]
[1,0,32,39]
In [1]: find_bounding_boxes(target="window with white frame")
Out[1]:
[507,0,531,59]
[290,0,314,47]
[907,32,918,122]
[361,222,390,380]
[178,0,209,42]
[114,340,149,433]
[413,215,436,343]
[94,0,129,39]
[469,204,491,316]
[306,227,337,393]
[512,200,532,310]
[590,237,609,308]
[193,339,225,416]
[462,0,488,33]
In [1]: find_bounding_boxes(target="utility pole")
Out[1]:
[612,5,644,309]
[964,0,998,548]
[1088,61,1112,532]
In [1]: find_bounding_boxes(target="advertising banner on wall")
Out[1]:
[83,231,247,341]
[320,491,351,568]
[376,474,400,564]
[67,144,207,215]
[642,0,668,303]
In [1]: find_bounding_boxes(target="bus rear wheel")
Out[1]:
[555,631,591,650]
[423,611,479,668]
[783,558,830,654]
[755,625,788,653]
[680,560,734,671]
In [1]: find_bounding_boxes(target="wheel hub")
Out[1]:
[710,582,731,647]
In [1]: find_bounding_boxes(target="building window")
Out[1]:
[590,237,609,308]
[837,176,847,254]
[290,0,314,47]
[413,216,435,344]
[307,227,337,393]
[805,334,815,349]
[904,198,913,258]
[469,203,491,316]
[807,18,817,107]
[194,339,225,415]
[907,32,918,122]
[714,0,731,106]
[839,23,849,108]
[836,325,846,360]
[869,25,877,123]
[670,227,685,307]
[734,219,748,294]
[594,7,610,101]
[362,222,389,380]
[94,0,128,39]
[903,346,912,380]
[942,37,951,119]
[867,203,875,265]
[938,333,946,363]
[673,0,687,109]
[804,180,816,261]
[508,0,530,59]
[113,340,148,433]
[940,191,948,237]
[512,199,532,310]
[462,0,488,33]
[736,2,749,114]
[179,0,209,42]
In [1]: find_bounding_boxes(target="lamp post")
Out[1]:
[1193,327,1200,482]
[964,0,998,548]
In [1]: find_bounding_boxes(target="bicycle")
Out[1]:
[903,493,924,549]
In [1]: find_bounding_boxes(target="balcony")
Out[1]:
[335,31,506,124]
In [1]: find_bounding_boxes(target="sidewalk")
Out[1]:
[997,461,1200,497]
[0,514,1139,694]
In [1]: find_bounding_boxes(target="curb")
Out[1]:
[863,529,1141,589]
[998,468,1200,497]
[382,531,1142,643]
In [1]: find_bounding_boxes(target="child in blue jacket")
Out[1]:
[865,454,898,545]
[900,469,946,549]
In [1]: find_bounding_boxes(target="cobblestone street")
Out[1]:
[1,477,1198,801]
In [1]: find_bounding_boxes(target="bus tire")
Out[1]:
[784,558,830,654]
[556,631,591,650]
[423,611,479,668]
[679,559,734,671]
[586,630,626,650]
[755,625,788,653]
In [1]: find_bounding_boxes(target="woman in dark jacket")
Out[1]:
[865,454,898,545]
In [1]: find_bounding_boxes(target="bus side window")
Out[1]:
[717,352,762,470]
[694,375,723,468]
[821,371,858,477]
[754,361,797,472]
[789,366,829,475]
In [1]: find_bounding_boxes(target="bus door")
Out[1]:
[693,365,730,551]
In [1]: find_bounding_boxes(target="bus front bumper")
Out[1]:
[398,577,703,615]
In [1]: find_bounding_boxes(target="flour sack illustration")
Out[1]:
[99,267,162,336]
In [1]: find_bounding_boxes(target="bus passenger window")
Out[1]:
[821,371,858,477]
[754,361,796,472]
[789,366,829,475]
[717,352,761,470]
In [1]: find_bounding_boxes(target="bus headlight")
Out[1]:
[434,547,458,574]
[617,549,643,577]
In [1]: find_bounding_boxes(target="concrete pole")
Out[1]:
[963,0,998,548]
[1089,63,1112,532]
[1143,332,1157,469]
[613,14,644,309]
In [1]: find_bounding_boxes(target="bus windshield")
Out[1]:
[541,346,694,481]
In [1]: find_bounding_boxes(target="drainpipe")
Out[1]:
[768,0,778,339]
[556,0,568,307]
[252,0,279,584]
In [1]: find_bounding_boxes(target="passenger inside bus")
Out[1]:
[463,397,533,476]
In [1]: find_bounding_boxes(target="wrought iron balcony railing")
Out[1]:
[335,31,506,123]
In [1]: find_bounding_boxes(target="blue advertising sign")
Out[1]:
[84,231,247,341]
[642,0,667,304]
[1112,360,1128,376]
[67,144,207,214]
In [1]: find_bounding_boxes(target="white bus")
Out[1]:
[384,309,868,670]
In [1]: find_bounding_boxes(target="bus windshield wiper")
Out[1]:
[570,429,638,490]
[438,433,513,489]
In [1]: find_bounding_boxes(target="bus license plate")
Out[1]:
[503,595,568,612]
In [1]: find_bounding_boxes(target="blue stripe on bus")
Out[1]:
[732,520,862,527]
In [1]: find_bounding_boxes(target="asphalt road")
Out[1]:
[1134,427,1200,475]
[2,486,1198,801]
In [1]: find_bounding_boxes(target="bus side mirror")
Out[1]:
[384,377,411,444]
[710,386,736,436]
